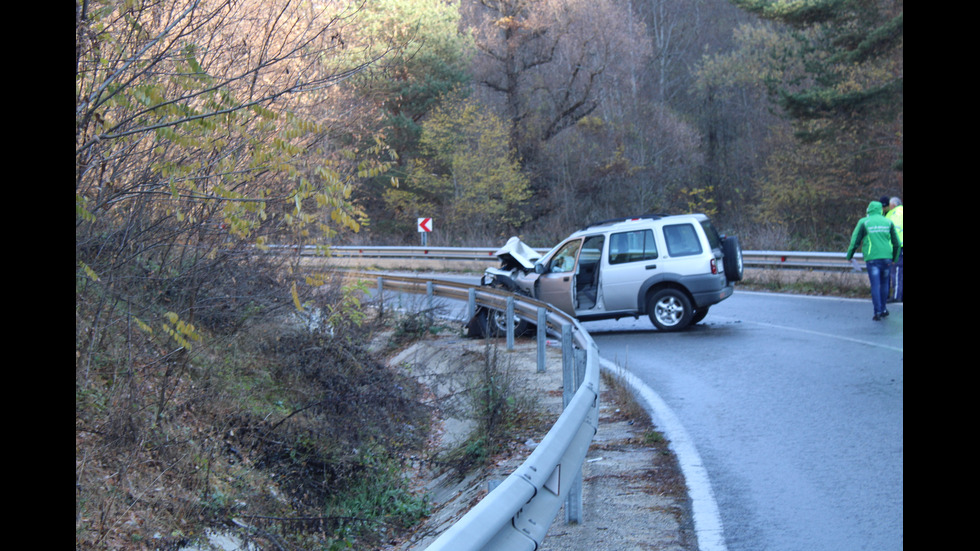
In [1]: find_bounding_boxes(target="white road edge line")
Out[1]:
[600,357,728,551]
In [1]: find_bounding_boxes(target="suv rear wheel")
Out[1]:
[648,288,694,332]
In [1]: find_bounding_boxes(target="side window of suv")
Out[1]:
[663,223,703,257]
[609,229,658,265]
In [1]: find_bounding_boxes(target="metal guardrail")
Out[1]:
[299,245,864,272]
[341,271,600,551]
[740,250,864,271]
[309,246,863,549]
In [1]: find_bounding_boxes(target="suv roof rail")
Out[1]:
[582,213,671,230]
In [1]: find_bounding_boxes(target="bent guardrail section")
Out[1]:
[343,271,600,551]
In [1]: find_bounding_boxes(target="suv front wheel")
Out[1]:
[648,288,694,332]
[485,307,530,337]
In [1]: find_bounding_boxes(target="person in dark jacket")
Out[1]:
[846,201,902,320]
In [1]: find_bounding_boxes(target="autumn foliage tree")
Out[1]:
[468,0,650,174]
[75,1,420,547]
[385,97,531,243]
[345,0,475,236]
[76,0,386,332]
[692,0,903,248]
[75,0,395,422]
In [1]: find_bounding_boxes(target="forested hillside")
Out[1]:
[76,0,902,548]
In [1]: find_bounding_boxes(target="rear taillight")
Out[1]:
[710,258,718,274]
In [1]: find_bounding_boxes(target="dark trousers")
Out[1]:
[890,248,903,301]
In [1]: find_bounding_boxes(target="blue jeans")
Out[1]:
[866,259,891,315]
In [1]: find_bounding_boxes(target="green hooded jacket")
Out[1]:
[846,201,901,262]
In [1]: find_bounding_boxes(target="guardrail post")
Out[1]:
[536,307,547,373]
[506,296,515,350]
[561,323,584,524]
[565,342,601,526]
[588,343,599,426]
[426,281,434,325]
[468,288,476,320]
[566,470,584,524]
[562,323,574,403]
[377,277,384,318]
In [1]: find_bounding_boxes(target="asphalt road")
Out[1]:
[582,291,903,551]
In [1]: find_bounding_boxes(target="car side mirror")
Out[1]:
[535,261,545,274]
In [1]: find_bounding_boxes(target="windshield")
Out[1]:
[548,239,582,273]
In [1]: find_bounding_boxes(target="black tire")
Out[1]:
[647,288,694,332]
[722,236,744,282]
[479,281,532,338]
[692,307,709,325]
[466,308,491,338]
[486,306,530,337]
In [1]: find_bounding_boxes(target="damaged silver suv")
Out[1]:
[478,214,742,333]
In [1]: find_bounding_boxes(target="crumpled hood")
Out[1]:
[493,236,542,271]
[866,201,883,216]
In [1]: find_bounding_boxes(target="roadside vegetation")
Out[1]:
[77,0,900,548]
[738,269,870,298]
[437,339,546,475]
[76,270,434,549]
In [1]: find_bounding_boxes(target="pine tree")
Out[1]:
[732,0,903,145]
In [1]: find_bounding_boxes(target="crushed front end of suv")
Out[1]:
[473,213,743,335]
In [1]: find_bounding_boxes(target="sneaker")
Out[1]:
[873,314,882,321]
[882,310,889,317]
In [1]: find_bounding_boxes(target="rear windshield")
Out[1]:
[699,220,723,250]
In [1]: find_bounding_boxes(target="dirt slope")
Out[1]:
[383,331,698,551]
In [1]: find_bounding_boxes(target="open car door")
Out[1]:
[537,238,581,314]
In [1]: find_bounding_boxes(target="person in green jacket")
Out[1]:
[846,200,902,320]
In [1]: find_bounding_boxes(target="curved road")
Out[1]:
[583,291,903,551]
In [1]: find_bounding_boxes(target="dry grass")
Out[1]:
[599,371,689,499]
[739,268,869,297]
